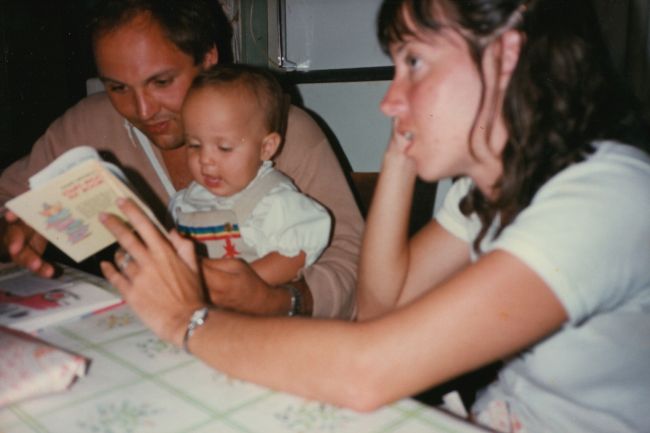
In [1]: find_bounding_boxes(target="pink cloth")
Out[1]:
[0,326,88,407]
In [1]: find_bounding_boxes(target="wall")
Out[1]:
[297,81,390,172]
[263,0,392,172]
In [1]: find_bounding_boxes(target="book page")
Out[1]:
[6,159,162,262]
[28,146,103,189]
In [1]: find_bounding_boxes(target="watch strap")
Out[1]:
[283,284,302,317]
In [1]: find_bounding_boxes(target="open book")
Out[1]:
[0,263,122,332]
[6,146,165,262]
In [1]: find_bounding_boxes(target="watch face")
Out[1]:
[191,307,208,324]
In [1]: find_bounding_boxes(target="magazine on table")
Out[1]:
[0,262,123,332]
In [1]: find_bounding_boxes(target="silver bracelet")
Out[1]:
[283,284,302,317]
[182,307,209,354]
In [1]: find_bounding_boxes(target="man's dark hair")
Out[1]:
[86,0,233,65]
[190,64,287,136]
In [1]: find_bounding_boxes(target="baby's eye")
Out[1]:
[218,145,233,152]
[186,141,201,149]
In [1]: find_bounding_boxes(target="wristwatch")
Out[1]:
[182,306,209,354]
[283,284,302,317]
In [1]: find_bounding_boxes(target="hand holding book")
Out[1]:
[6,146,165,263]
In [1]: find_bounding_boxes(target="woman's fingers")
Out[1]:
[100,210,149,263]
[116,198,167,248]
[100,260,133,296]
[169,229,198,272]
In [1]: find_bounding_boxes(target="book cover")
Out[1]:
[5,146,165,262]
[0,263,123,332]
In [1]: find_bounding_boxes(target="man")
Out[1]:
[0,0,362,319]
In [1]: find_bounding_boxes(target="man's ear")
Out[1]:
[202,45,219,69]
[495,29,524,90]
[260,132,281,161]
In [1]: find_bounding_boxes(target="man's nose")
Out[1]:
[133,89,159,121]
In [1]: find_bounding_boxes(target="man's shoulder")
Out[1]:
[284,104,328,150]
[65,92,120,119]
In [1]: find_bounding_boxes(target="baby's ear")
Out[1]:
[260,132,281,161]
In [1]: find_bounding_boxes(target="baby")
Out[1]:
[170,64,331,287]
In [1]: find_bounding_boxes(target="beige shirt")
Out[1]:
[0,92,362,318]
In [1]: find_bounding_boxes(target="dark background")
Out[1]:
[0,0,95,171]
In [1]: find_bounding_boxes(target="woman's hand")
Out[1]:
[357,120,419,319]
[99,198,205,347]
[383,118,417,171]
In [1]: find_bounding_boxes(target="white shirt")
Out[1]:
[170,162,331,266]
[436,141,650,433]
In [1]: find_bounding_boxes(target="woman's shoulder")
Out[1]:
[539,140,650,203]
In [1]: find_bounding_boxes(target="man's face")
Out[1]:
[94,12,216,150]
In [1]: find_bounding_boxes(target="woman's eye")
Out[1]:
[405,54,421,69]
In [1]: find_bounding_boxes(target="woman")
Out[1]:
[100,0,650,432]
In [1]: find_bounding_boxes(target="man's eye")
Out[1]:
[154,78,173,87]
[107,84,127,94]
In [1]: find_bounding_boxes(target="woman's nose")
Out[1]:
[379,78,407,118]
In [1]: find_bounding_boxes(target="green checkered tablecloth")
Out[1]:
[1,303,487,433]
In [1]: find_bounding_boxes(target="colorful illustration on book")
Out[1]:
[76,400,161,433]
[40,202,90,245]
[274,402,355,432]
[136,337,182,359]
[0,289,79,320]
[99,311,137,330]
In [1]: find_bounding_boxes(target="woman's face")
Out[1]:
[380,13,507,185]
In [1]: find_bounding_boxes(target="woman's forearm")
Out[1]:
[357,152,417,319]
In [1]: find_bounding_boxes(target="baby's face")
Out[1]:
[182,85,270,197]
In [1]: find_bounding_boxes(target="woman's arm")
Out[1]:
[357,130,470,319]
[357,131,418,318]
[100,198,567,412]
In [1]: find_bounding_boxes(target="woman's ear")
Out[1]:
[260,132,281,161]
[496,30,524,89]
